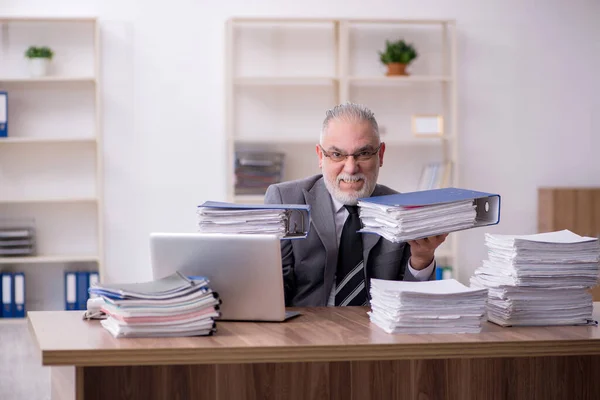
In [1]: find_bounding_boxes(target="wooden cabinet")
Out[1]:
[538,187,600,300]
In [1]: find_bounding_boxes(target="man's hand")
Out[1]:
[408,234,449,270]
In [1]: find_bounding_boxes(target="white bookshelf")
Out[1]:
[225,17,458,272]
[0,17,103,311]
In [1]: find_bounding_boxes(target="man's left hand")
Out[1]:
[408,234,449,270]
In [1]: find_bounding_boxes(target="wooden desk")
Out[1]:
[29,306,600,400]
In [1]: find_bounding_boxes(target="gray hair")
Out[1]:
[320,102,380,144]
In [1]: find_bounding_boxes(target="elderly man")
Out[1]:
[264,102,447,307]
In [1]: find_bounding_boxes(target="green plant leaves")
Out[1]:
[378,39,417,65]
[24,46,54,59]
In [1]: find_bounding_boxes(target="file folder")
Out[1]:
[0,91,7,138]
[358,187,500,240]
[77,272,90,310]
[1,273,13,317]
[197,201,311,239]
[13,272,25,318]
[65,272,77,310]
[362,188,500,225]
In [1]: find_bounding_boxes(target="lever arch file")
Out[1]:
[0,91,7,138]
[357,187,501,242]
[197,201,311,239]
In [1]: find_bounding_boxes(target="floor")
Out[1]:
[0,320,50,400]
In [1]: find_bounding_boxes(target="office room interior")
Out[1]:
[0,0,599,399]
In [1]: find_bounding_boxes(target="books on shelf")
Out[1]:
[368,278,488,334]
[234,151,284,195]
[196,201,311,239]
[87,271,221,338]
[357,188,501,242]
[470,229,600,327]
[417,162,452,191]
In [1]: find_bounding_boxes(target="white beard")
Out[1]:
[324,172,377,206]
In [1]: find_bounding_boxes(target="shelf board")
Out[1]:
[0,255,99,264]
[0,197,98,204]
[0,17,97,23]
[0,137,96,144]
[235,76,337,86]
[348,75,451,85]
[234,136,446,145]
[0,76,96,83]
[234,194,266,203]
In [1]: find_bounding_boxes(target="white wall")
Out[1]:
[3,0,599,284]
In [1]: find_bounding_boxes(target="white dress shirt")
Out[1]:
[327,195,435,306]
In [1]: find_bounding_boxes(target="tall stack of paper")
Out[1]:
[470,230,600,327]
[368,279,488,334]
[196,201,311,239]
[88,272,221,338]
[357,188,500,242]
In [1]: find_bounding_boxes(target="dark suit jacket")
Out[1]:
[265,174,431,307]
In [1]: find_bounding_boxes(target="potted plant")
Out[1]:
[378,39,418,76]
[24,46,54,77]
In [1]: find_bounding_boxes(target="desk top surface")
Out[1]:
[28,305,600,366]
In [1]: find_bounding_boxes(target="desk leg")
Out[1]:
[61,356,600,400]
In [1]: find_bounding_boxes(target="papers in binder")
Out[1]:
[357,187,500,242]
[470,230,600,327]
[197,201,310,239]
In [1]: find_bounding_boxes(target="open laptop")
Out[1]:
[149,232,300,322]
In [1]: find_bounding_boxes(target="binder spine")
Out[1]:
[65,272,77,310]
[0,91,7,138]
[13,272,25,318]
[1,273,13,318]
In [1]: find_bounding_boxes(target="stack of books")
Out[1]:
[88,271,221,338]
[357,188,499,242]
[470,229,600,326]
[368,279,488,334]
[196,201,310,239]
[234,151,284,195]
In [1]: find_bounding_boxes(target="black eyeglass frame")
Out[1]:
[319,143,383,162]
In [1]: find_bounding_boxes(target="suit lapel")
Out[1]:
[362,185,384,263]
[303,178,338,303]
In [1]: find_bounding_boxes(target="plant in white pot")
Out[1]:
[24,46,54,77]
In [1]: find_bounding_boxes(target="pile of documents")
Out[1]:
[196,201,310,239]
[470,230,600,326]
[88,271,221,338]
[357,188,499,242]
[368,279,488,334]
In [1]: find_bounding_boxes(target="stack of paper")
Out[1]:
[88,271,221,338]
[358,199,477,242]
[368,279,488,334]
[196,201,310,239]
[197,207,288,236]
[470,230,600,326]
[356,188,500,242]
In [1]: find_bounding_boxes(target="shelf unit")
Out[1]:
[225,17,458,270]
[0,17,103,311]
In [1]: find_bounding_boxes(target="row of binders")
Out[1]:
[1,272,25,318]
[65,271,99,311]
[86,271,221,338]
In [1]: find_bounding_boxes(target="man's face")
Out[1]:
[317,119,385,205]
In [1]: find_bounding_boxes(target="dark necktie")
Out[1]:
[335,205,368,306]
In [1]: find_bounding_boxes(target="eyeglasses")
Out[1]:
[319,144,382,163]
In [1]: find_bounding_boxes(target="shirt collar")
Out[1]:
[330,194,347,214]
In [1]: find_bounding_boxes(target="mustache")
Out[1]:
[336,173,367,183]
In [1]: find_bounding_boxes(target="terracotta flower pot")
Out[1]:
[386,63,408,76]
